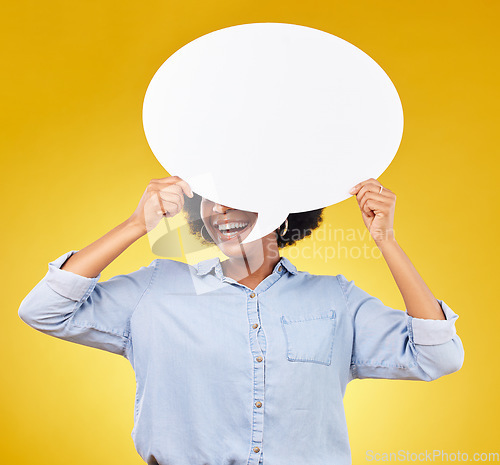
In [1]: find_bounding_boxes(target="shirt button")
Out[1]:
[256,356,263,362]
[253,447,260,453]
[255,401,262,408]
[252,323,259,329]
[250,292,256,298]
[278,265,282,272]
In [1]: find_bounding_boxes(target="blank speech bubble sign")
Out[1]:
[143,23,404,245]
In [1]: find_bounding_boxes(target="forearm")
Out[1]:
[60,218,146,278]
[376,238,446,320]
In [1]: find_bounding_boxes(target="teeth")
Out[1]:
[215,222,249,231]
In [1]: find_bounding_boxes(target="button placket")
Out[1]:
[246,290,265,464]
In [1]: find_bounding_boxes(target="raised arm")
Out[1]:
[18,176,193,356]
[349,178,448,320]
[60,175,193,278]
[59,219,146,278]
[344,178,465,380]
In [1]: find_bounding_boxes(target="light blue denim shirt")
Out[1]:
[18,250,464,465]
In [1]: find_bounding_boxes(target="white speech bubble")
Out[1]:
[143,23,403,245]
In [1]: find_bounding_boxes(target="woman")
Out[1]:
[18,175,464,465]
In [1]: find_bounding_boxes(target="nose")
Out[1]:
[213,203,232,214]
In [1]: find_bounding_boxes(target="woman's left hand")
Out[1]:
[349,178,396,244]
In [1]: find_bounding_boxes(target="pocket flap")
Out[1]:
[281,310,336,365]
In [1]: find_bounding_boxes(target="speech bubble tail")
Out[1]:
[240,210,288,245]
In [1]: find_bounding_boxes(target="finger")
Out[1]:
[159,190,184,211]
[349,178,382,195]
[154,177,194,199]
[159,182,183,196]
[362,199,387,216]
[152,175,184,184]
[359,192,385,213]
[153,176,193,193]
[159,199,182,217]
[357,186,392,206]
[175,180,194,198]
[160,183,184,202]
[362,208,375,218]
[155,190,182,217]
[359,192,394,209]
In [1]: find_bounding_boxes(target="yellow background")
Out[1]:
[2,0,498,463]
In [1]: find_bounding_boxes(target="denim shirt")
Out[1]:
[18,250,464,465]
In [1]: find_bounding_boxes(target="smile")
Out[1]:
[212,221,250,241]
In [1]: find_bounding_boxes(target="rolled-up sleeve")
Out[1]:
[18,250,157,356]
[337,275,465,382]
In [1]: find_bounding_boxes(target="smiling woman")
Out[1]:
[18,175,464,465]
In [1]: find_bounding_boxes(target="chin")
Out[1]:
[217,239,263,259]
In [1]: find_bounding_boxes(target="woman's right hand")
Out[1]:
[128,176,194,235]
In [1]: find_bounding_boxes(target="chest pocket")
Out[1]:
[280,310,336,366]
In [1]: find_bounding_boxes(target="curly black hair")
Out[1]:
[182,193,324,248]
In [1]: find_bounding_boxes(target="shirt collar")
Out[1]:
[195,257,221,276]
[195,255,298,277]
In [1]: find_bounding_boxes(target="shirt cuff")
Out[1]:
[46,250,101,302]
[406,300,459,346]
